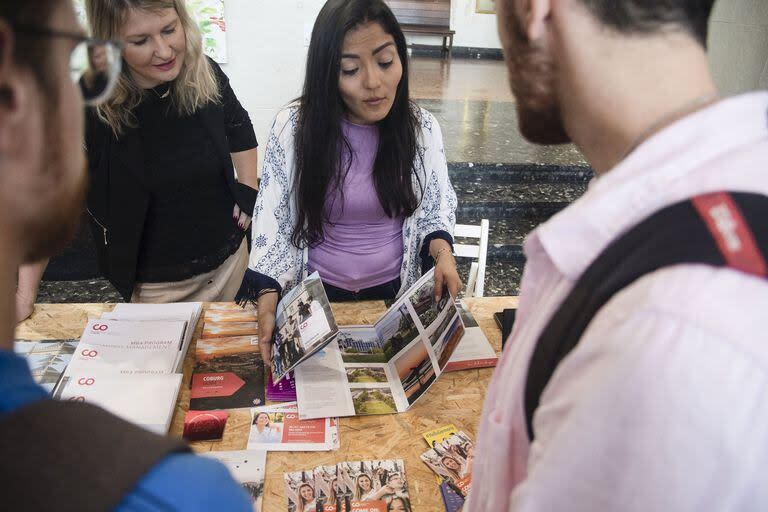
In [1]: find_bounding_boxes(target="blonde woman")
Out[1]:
[18,0,259,307]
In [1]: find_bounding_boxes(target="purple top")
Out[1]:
[307,119,404,291]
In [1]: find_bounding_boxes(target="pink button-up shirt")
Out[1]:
[467,92,768,511]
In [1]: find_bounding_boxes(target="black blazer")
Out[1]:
[84,59,257,301]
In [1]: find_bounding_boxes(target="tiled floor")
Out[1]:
[38,55,591,303]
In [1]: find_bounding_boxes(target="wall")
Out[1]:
[219,0,326,157]
[406,0,501,49]
[708,0,768,95]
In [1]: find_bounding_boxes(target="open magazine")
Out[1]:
[294,269,466,420]
[271,272,339,382]
[286,459,409,512]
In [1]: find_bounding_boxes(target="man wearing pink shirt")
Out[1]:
[469,1,768,511]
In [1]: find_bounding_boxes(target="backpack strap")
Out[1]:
[0,399,190,512]
[524,192,768,441]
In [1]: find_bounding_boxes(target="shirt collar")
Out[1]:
[532,91,768,280]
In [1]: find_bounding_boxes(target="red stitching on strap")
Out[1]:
[693,192,767,277]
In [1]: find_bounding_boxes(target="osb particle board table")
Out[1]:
[16,296,518,511]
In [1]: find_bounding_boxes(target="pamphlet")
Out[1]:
[202,321,259,339]
[14,339,78,393]
[267,371,297,402]
[421,431,474,506]
[65,319,185,376]
[247,402,337,452]
[190,335,265,410]
[102,301,202,373]
[294,269,466,419]
[204,302,258,323]
[203,450,266,512]
[286,459,409,512]
[55,372,182,434]
[444,302,498,372]
[271,272,338,382]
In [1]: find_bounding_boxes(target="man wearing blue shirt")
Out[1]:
[0,1,252,510]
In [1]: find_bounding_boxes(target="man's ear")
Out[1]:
[0,19,27,154]
[519,0,552,42]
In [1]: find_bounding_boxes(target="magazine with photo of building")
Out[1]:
[14,339,78,393]
[294,269,466,420]
[443,301,498,372]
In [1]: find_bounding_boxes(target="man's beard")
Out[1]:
[22,126,88,263]
[504,12,571,145]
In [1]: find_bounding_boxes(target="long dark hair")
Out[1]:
[292,0,421,248]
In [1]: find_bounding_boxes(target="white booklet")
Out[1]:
[294,269,466,420]
[55,372,183,434]
[247,402,338,452]
[65,319,186,376]
[203,450,266,512]
[102,302,203,372]
[444,301,498,372]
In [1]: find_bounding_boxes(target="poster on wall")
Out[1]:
[73,0,228,63]
[476,0,496,14]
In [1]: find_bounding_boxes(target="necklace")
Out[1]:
[151,84,170,99]
[620,92,720,161]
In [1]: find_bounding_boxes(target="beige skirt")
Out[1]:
[130,239,249,303]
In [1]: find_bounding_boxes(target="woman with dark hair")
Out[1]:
[239,0,460,357]
[387,497,413,512]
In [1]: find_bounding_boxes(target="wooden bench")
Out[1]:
[385,0,455,55]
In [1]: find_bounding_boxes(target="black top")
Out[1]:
[84,57,258,299]
[134,84,243,282]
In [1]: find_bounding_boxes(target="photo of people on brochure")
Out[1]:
[294,269,469,420]
[248,402,337,452]
[338,459,410,511]
[314,465,342,511]
[272,272,338,382]
[250,410,284,444]
[421,431,474,496]
[285,470,317,512]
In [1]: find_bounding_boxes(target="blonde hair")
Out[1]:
[85,0,220,136]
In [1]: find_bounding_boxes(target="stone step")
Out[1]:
[448,162,593,184]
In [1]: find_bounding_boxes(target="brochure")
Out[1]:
[444,302,498,372]
[286,459,409,512]
[190,335,265,410]
[247,402,337,452]
[420,431,474,502]
[65,319,185,376]
[13,339,78,393]
[202,321,259,339]
[203,450,266,512]
[204,302,258,323]
[55,372,183,434]
[271,272,338,382]
[267,371,297,402]
[102,301,202,373]
[294,269,466,419]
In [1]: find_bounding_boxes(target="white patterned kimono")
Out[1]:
[243,104,457,299]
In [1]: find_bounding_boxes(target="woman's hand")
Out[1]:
[431,239,462,302]
[233,204,252,231]
[257,291,279,367]
[15,290,34,324]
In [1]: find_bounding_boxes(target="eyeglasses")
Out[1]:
[13,25,123,106]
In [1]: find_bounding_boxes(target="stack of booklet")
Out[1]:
[420,425,474,512]
[54,302,202,434]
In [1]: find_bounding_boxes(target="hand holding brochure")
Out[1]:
[294,269,467,419]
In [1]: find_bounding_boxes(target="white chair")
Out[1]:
[453,219,490,298]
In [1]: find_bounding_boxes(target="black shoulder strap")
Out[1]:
[0,400,190,512]
[524,192,768,441]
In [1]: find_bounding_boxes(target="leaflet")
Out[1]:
[65,319,185,376]
[247,402,337,452]
[444,302,498,372]
[271,272,338,382]
[203,450,266,512]
[295,269,466,420]
[190,335,265,410]
[14,339,78,393]
[420,431,474,508]
[55,372,182,434]
[102,301,202,373]
[286,459,409,512]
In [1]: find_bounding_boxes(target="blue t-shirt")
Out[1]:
[0,350,252,511]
